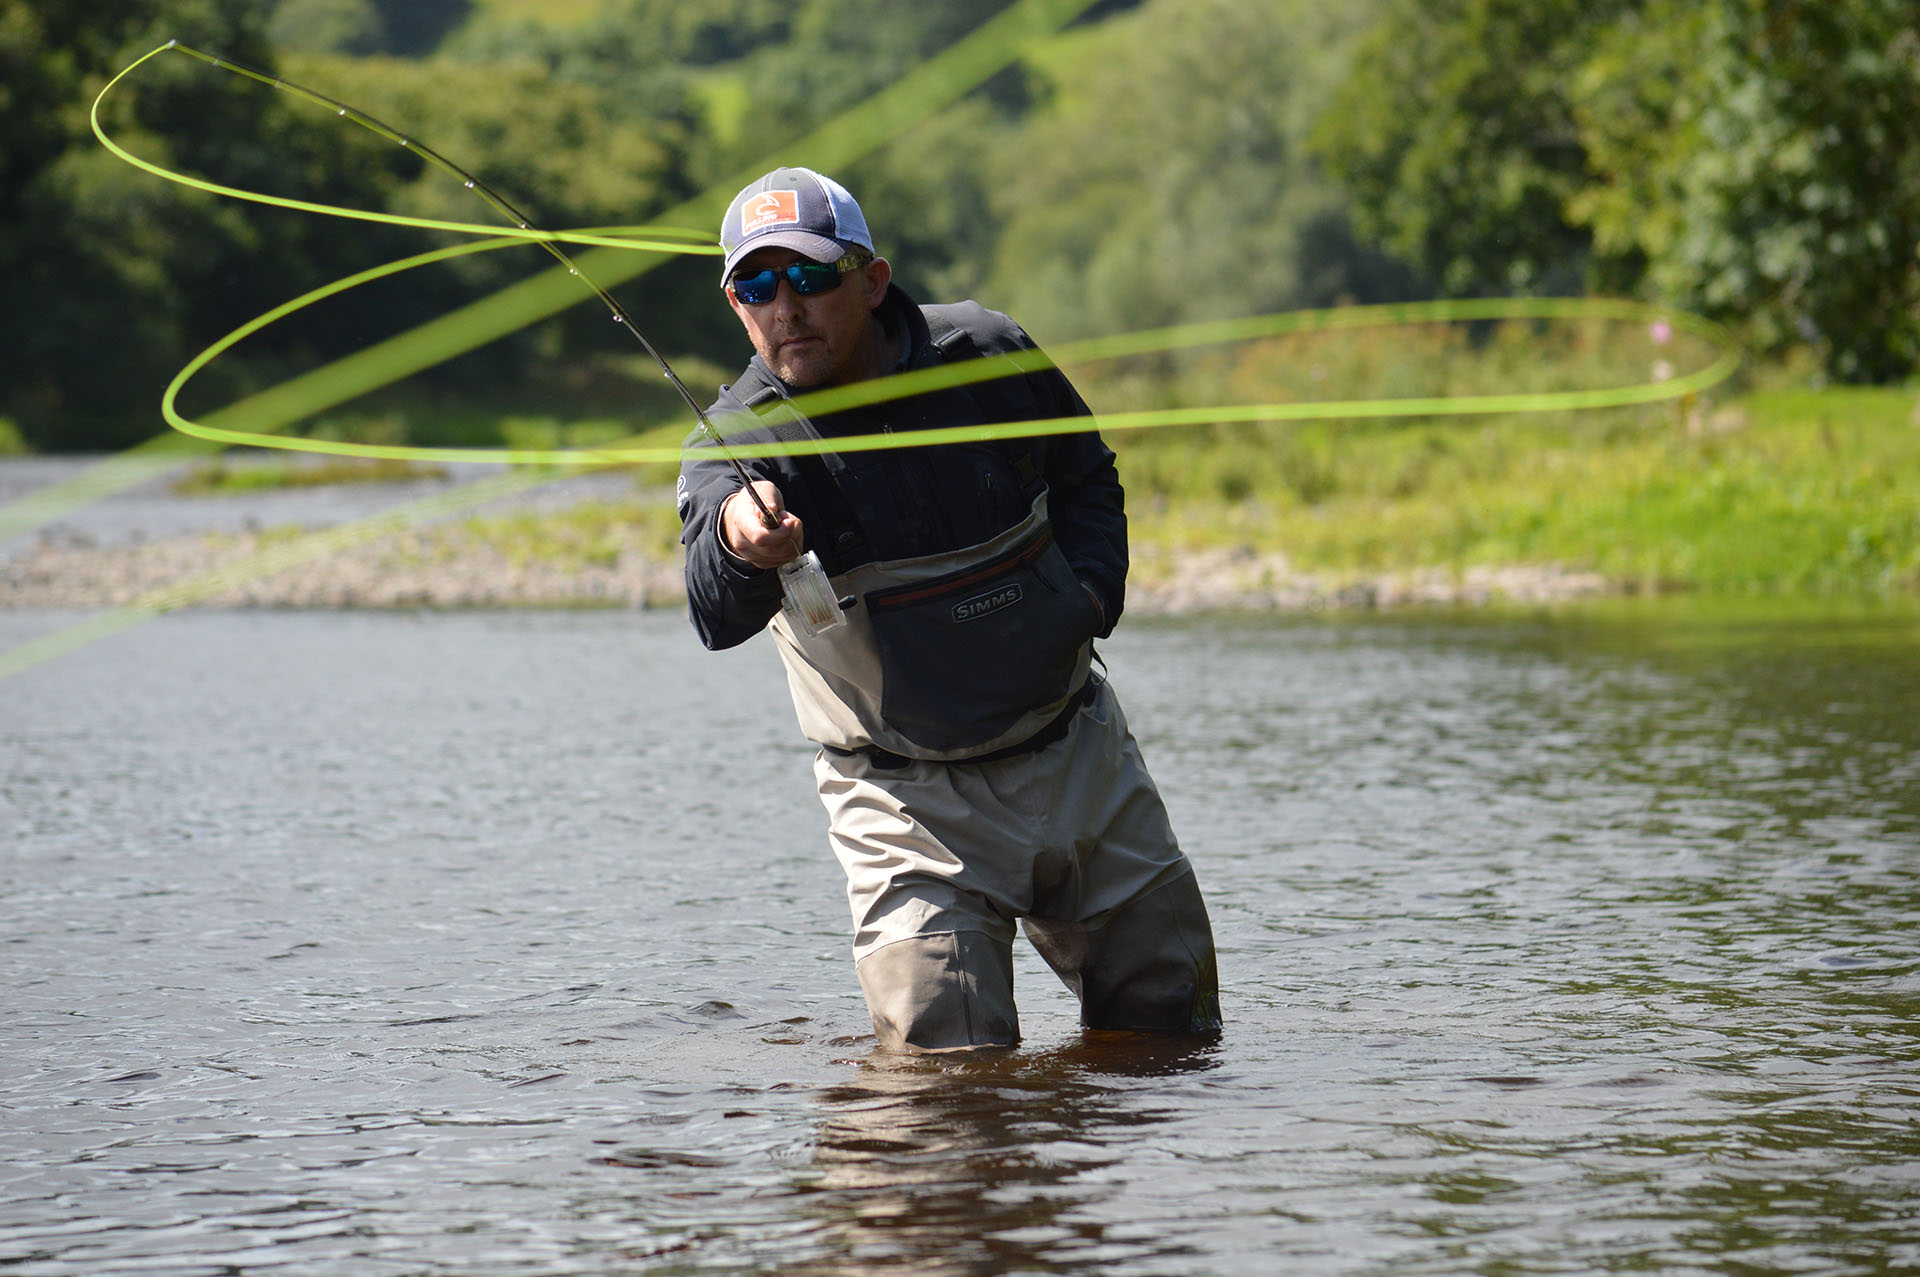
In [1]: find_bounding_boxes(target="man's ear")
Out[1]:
[862,256,892,308]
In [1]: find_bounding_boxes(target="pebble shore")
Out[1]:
[2,522,1610,613]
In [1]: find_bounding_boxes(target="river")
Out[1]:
[3,600,1916,1275]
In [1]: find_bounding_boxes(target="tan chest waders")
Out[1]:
[770,492,1097,761]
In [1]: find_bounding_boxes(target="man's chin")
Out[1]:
[772,352,831,388]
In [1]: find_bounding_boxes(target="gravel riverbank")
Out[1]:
[0,455,1616,612]
[1,521,1611,612]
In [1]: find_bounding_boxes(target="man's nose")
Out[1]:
[769,278,807,319]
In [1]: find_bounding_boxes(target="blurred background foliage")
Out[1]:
[1,0,1915,452]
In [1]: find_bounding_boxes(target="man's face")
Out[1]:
[725,246,891,388]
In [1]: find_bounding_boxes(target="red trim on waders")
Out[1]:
[863,529,1055,613]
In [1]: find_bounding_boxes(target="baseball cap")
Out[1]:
[718,167,873,283]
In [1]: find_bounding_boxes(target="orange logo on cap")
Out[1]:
[742,191,800,234]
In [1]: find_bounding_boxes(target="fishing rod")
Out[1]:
[156,42,844,632]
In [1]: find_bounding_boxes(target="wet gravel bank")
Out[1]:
[2,524,1610,613]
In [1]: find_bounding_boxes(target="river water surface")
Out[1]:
[4,601,1917,1275]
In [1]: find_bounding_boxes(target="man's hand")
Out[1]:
[719,480,804,569]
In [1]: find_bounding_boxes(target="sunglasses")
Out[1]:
[727,252,865,305]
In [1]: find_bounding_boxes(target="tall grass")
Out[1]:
[290,348,707,490]
[1090,321,1919,594]
[252,315,1917,596]
[442,499,685,569]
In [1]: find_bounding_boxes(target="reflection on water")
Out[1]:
[792,1037,1219,1276]
[2,599,1916,1274]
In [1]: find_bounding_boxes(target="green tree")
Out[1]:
[368,0,471,57]
[0,0,418,449]
[440,0,793,144]
[1574,0,1920,380]
[265,0,472,57]
[277,50,693,369]
[436,0,1032,366]
[281,53,679,240]
[1314,0,1920,380]
[1312,0,1631,299]
[976,0,1411,343]
[266,0,384,56]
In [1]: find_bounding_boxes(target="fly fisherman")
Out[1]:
[677,167,1220,1051]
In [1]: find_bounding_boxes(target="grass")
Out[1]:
[402,498,685,572]
[172,456,449,495]
[1095,323,1920,596]
[129,319,1920,600]
[1116,392,1919,595]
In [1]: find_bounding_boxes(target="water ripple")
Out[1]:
[3,604,1916,1274]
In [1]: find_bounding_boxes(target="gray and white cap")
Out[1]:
[718,166,873,282]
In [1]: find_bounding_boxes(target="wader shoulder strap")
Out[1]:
[924,314,1044,501]
[724,315,1049,571]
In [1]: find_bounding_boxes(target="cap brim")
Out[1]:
[720,230,847,283]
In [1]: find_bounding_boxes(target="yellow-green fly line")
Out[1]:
[1,11,1742,685]
[1,0,1111,546]
[1,0,1113,680]
[92,42,1740,471]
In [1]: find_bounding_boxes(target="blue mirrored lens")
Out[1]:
[729,260,844,304]
[729,271,779,304]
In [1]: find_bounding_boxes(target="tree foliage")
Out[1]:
[3,0,1913,452]
[0,0,418,449]
[1316,0,1920,380]
[266,0,473,57]
[1314,0,1628,298]
[279,53,679,241]
[1575,0,1920,380]
[974,0,1415,342]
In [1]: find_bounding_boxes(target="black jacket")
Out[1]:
[677,284,1127,652]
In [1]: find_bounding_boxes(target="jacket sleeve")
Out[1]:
[677,422,784,651]
[1032,362,1127,637]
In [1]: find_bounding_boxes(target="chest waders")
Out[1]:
[773,489,1097,758]
[719,312,1220,1053]
[737,323,1097,760]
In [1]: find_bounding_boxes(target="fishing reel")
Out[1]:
[779,550,848,637]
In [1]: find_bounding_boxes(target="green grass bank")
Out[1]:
[160,321,1919,605]
[1112,383,1918,598]
[1071,318,1918,598]
[400,379,1917,602]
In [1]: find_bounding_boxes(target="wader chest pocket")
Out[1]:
[863,528,1089,752]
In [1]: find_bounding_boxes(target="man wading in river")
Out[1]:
[677,167,1220,1051]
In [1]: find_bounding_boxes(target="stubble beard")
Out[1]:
[762,328,833,388]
